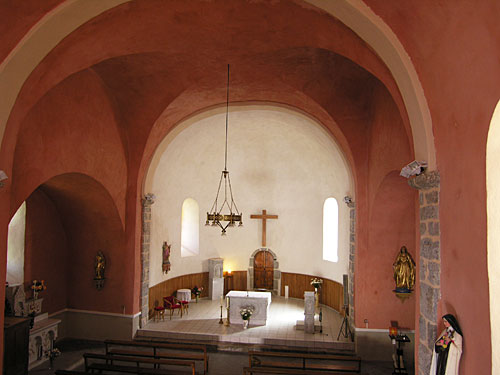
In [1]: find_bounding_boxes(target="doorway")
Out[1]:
[253,249,274,290]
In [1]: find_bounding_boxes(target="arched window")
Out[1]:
[323,197,339,262]
[7,202,26,284]
[181,198,199,257]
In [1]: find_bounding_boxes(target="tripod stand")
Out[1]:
[337,304,353,341]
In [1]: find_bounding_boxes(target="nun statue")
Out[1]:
[430,314,463,375]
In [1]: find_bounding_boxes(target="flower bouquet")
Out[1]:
[45,348,61,369]
[31,279,46,299]
[191,286,203,302]
[310,277,323,290]
[240,307,253,329]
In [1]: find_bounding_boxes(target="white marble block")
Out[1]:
[304,291,315,334]
[208,258,224,300]
[210,277,224,300]
[227,291,272,326]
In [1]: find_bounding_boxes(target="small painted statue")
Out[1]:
[162,241,171,274]
[393,246,416,292]
[95,251,106,280]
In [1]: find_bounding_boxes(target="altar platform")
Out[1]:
[137,295,354,351]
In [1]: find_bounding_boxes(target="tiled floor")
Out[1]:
[138,296,354,351]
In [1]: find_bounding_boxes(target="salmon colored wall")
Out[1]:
[363,1,500,373]
[358,171,416,329]
[41,173,128,314]
[355,83,415,329]
[11,69,127,221]
[0,0,63,63]
[4,1,499,374]
[24,189,68,314]
[9,68,132,314]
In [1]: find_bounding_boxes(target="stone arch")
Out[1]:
[248,248,280,295]
[0,0,434,172]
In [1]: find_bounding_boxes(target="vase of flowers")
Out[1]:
[240,307,253,329]
[45,348,61,370]
[31,279,46,300]
[191,286,203,302]
[311,278,323,308]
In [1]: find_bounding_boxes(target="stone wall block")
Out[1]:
[419,258,427,282]
[421,238,440,260]
[427,261,440,286]
[428,222,440,236]
[419,316,427,342]
[425,191,439,204]
[427,322,437,346]
[419,192,424,205]
[418,342,432,375]
[420,223,427,235]
[420,284,438,321]
[420,205,438,220]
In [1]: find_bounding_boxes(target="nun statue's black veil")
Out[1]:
[443,314,463,336]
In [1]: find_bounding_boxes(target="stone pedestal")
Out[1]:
[208,258,224,300]
[304,291,315,334]
[211,278,224,301]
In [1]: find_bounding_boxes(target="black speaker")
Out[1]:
[342,274,349,307]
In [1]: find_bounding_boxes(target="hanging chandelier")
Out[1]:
[206,64,243,235]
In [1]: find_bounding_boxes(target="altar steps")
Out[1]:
[135,328,355,352]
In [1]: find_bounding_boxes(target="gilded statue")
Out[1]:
[95,251,106,280]
[393,246,415,292]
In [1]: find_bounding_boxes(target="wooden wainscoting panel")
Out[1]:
[280,272,343,313]
[224,271,247,294]
[148,272,209,318]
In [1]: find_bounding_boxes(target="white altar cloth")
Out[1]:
[226,291,272,326]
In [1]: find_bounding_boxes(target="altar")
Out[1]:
[227,291,272,326]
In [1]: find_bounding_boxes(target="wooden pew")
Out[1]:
[248,350,361,373]
[105,339,208,374]
[55,371,92,375]
[83,353,196,375]
[243,366,355,374]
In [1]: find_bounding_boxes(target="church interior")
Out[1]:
[1,1,499,374]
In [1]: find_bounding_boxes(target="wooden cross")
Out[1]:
[250,209,278,247]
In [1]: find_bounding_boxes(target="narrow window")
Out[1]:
[181,198,199,257]
[323,197,338,262]
[7,202,26,284]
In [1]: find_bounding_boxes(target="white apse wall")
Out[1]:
[146,105,352,287]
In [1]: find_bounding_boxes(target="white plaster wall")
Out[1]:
[7,202,26,285]
[147,105,352,287]
[487,99,500,374]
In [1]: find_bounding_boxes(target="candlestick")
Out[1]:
[220,296,223,307]
[224,306,230,326]
[219,305,224,324]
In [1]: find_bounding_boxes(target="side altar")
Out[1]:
[227,291,271,326]
[5,284,60,370]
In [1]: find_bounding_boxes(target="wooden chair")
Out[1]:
[164,296,183,319]
[179,298,189,315]
[153,300,165,321]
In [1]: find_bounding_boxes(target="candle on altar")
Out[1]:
[220,296,223,306]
